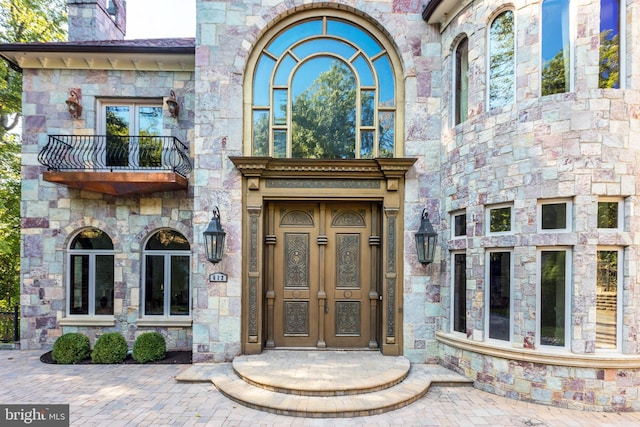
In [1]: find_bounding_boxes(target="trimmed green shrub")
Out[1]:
[91,332,128,364]
[52,333,91,364]
[132,332,166,363]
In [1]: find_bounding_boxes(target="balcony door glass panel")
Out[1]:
[103,103,163,168]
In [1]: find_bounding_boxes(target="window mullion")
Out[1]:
[88,253,96,316]
[164,254,171,317]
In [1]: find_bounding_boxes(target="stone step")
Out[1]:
[207,363,472,418]
[231,352,410,396]
[175,350,474,418]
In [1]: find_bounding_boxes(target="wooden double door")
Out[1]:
[265,202,381,349]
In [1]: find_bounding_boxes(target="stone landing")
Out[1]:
[176,350,473,417]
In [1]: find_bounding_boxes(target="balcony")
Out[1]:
[38,135,192,196]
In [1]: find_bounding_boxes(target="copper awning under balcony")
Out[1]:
[39,135,192,196]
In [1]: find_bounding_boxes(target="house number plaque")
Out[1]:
[209,272,228,282]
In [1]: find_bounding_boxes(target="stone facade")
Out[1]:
[6,0,640,412]
[20,65,195,349]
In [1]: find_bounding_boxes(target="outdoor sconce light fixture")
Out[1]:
[166,90,180,118]
[65,90,82,119]
[203,207,226,264]
[415,208,437,265]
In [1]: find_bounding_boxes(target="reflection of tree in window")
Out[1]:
[599,0,620,88]
[454,38,468,124]
[292,60,356,159]
[598,201,619,228]
[596,250,618,349]
[541,0,570,95]
[489,207,511,233]
[489,11,514,109]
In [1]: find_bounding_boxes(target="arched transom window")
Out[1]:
[250,15,398,159]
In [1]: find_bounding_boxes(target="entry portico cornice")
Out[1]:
[230,157,417,180]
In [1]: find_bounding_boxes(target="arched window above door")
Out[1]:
[249,14,399,159]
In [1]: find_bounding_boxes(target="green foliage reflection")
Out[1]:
[291,60,357,159]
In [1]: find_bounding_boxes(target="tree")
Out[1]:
[0,0,67,134]
[0,0,67,307]
[0,134,19,306]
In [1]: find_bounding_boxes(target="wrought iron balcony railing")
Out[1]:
[38,135,192,178]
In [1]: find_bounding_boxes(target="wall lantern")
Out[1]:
[203,207,226,264]
[65,89,82,119]
[415,208,437,265]
[166,90,180,118]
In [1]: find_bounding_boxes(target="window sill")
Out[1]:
[59,317,116,327]
[137,318,192,327]
[437,331,640,369]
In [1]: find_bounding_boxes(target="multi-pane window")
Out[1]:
[454,37,469,125]
[67,229,114,316]
[487,204,512,234]
[251,16,397,159]
[452,252,467,334]
[100,100,164,168]
[487,250,512,341]
[599,0,621,88]
[596,248,622,350]
[488,10,515,109]
[539,200,571,231]
[538,249,570,347]
[143,230,191,317]
[452,211,467,238]
[597,199,622,229]
[541,0,571,95]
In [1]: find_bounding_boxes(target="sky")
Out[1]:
[124,0,196,39]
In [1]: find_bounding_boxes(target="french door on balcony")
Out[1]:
[100,101,163,169]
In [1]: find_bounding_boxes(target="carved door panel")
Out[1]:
[324,206,373,348]
[269,202,378,348]
[271,203,320,347]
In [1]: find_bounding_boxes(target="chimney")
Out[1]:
[67,0,127,42]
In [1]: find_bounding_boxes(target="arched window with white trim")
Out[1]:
[67,228,114,316]
[142,229,191,317]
